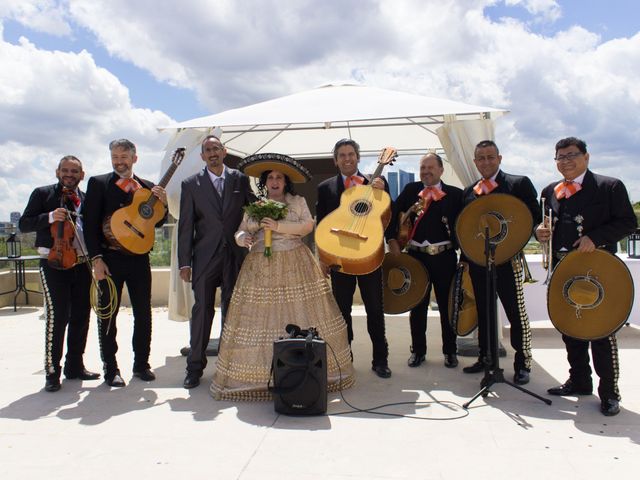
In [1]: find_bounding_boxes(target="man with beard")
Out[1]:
[20,155,99,392]
[178,135,256,389]
[84,139,168,387]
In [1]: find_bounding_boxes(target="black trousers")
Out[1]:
[39,259,92,377]
[562,334,620,401]
[187,243,241,375]
[330,267,388,366]
[407,249,457,356]
[98,252,152,376]
[468,258,532,372]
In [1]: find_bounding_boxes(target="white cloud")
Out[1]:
[1,0,639,221]
[0,25,174,220]
[0,0,71,36]
[505,0,562,22]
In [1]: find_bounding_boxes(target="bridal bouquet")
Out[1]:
[244,199,288,257]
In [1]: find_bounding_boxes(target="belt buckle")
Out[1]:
[426,245,440,255]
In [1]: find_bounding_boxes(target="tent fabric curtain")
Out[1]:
[436,117,496,187]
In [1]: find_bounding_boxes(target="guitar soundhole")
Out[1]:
[350,200,371,216]
[139,203,154,219]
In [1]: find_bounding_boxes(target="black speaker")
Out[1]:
[272,337,327,415]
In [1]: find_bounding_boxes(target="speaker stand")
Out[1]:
[463,227,551,409]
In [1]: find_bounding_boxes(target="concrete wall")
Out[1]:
[3,256,639,328]
[0,267,172,309]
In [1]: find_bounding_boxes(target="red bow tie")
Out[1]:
[62,188,81,208]
[473,178,498,195]
[554,180,581,199]
[116,177,142,193]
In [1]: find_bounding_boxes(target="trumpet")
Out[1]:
[540,197,553,285]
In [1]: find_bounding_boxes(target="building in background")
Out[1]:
[399,169,415,192]
[10,212,20,232]
[387,171,399,200]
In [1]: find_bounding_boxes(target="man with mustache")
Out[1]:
[389,153,462,369]
[20,155,99,392]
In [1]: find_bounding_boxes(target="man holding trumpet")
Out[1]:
[536,137,637,416]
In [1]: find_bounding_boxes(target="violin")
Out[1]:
[47,189,78,270]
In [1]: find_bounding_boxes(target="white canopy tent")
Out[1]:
[157,84,509,320]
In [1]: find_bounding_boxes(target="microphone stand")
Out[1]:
[463,225,551,409]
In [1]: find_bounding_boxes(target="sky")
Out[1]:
[1,0,639,220]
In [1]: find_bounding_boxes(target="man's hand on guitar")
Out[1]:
[371,177,385,190]
[92,257,110,281]
[151,185,168,206]
[179,267,192,283]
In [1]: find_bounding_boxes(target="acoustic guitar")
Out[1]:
[102,147,185,255]
[315,147,397,275]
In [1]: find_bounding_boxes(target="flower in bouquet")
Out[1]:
[244,199,288,257]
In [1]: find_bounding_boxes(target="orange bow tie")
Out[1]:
[116,177,142,193]
[473,178,498,195]
[419,186,446,202]
[344,175,364,188]
[554,180,581,200]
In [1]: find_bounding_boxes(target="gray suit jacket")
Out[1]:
[177,167,256,284]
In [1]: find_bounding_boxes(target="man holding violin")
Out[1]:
[20,155,99,392]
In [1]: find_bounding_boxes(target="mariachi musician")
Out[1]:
[460,140,541,385]
[83,139,167,387]
[19,155,99,392]
[316,138,393,378]
[389,152,462,368]
[536,137,636,416]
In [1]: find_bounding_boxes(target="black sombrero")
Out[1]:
[237,153,312,183]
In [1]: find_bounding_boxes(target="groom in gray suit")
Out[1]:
[178,135,256,388]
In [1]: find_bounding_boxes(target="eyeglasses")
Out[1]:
[555,152,583,162]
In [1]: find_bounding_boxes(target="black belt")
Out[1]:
[408,243,453,255]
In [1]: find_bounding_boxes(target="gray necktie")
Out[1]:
[215,177,224,199]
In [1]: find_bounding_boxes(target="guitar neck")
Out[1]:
[371,162,387,181]
[157,162,178,189]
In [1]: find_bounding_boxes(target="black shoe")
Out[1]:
[133,368,156,381]
[463,360,484,374]
[444,354,458,368]
[547,379,592,396]
[407,353,425,367]
[600,398,620,417]
[183,373,201,389]
[372,365,392,378]
[45,375,61,392]
[513,369,530,385]
[105,372,126,388]
[65,368,100,381]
